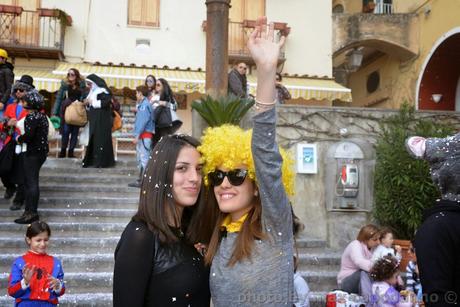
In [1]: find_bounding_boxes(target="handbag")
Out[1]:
[0,140,15,176]
[112,110,122,132]
[65,101,88,127]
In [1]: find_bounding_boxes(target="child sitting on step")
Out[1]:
[369,255,409,307]
[8,221,65,306]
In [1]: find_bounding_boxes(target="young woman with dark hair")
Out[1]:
[198,17,296,306]
[113,134,212,306]
[151,78,181,148]
[144,74,157,103]
[52,68,86,158]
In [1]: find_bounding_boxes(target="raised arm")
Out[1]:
[248,17,291,237]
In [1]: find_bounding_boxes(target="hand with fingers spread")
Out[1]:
[247,16,286,110]
[248,16,285,72]
[22,263,36,286]
[48,274,61,292]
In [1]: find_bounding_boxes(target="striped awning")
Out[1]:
[15,62,352,102]
[14,68,61,92]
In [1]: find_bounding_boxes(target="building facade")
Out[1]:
[333,0,460,112]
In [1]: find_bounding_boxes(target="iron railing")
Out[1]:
[228,21,285,60]
[374,2,393,14]
[0,8,67,56]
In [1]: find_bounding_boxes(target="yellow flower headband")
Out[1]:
[198,124,295,196]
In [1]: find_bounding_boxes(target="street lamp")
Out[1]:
[346,48,364,72]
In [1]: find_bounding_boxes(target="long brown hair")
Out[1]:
[204,182,265,266]
[133,135,211,244]
[66,68,83,87]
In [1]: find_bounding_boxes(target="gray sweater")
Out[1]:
[210,107,294,306]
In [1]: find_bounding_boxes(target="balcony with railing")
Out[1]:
[0,5,72,60]
[202,20,290,66]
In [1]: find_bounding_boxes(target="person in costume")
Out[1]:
[406,132,460,306]
[198,16,296,306]
[13,90,49,224]
[113,134,212,306]
[8,221,65,306]
[0,75,33,211]
[81,74,115,168]
[369,255,405,307]
[52,68,86,158]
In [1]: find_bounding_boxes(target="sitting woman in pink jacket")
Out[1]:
[337,224,380,296]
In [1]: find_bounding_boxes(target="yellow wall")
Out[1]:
[347,0,460,108]
[393,0,427,13]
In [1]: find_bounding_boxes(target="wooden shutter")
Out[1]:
[244,0,264,20]
[128,0,159,27]
[144,0,159,27]
[128,0,143,26]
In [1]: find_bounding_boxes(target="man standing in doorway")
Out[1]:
[228,62,248,98]
[0,48,15,112]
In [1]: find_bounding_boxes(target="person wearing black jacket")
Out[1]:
[113,134,211,306]
[13,90,49,224]
[0,48,14,107]
[406,133,460,307]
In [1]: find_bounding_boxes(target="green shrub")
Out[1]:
[191,95,254,127]
[373,103,455,239]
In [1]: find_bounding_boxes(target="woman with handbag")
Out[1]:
[82,74,115,168]
[52,68,86,158]
[151,78,182,149]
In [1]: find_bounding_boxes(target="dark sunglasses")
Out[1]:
[208,169,248,186]
[14,89,25,93]
[67,72,75,77]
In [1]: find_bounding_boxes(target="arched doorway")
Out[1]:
[417,30,460,111]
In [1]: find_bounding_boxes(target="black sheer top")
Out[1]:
[113,221,210,307]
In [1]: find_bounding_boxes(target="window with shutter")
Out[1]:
[128,0,159,27]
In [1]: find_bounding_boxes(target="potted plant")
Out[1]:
[191,95,254,127]
[373,103,454,269]
[363,0,376,13]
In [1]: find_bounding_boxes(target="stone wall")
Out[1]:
[277,105,460,248]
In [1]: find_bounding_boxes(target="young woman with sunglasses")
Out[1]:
[199,17,296,306]
[52,68,86,158]
[113,134,212,306]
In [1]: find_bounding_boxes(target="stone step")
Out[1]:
[40,174,136,184]
[299,270,338,292]
[0,237,121,254]
[43,157,137,168]
[0,222,128,237]
[38,184,141,194]
[296,251,341,266]
[0,272,113,294]
[0,292,328,307]
[295,238,327,249]
[0,293,113,307]
[0,196,138,209]
[0,208,135,223]
[0,254,115,273]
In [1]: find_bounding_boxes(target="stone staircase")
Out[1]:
[0,158,340,306]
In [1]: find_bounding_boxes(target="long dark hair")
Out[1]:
[133,134,211,244]
[144,74,156,92]
[66,68,83,88]
[204,184,265,267]
[158,78,175,103]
